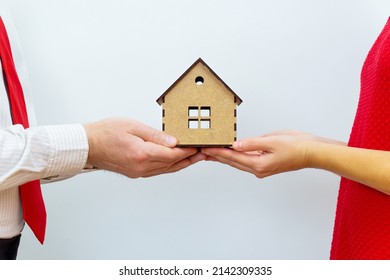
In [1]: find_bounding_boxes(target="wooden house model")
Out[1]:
[156,58,243,147]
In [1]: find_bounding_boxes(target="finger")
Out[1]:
[164,152,206,173]
[130,121,177,147]
[204,155,218,161]
[143,141,198,162]
[206,153,258,175]
[189,152,207,164]
[205,151,261,160]
[202,147,260,170]
[233,137,273,152]
[143,152,206,177]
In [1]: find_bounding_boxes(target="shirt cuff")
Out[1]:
[38,124,89,180]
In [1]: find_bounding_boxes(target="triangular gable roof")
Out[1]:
[156,58,243,106]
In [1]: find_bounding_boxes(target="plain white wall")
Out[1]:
[7,0,389,259]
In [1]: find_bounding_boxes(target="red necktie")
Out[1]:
[0,17,46,244]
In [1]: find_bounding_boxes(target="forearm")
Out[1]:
[0,124,89,190]
[307,142,390,195]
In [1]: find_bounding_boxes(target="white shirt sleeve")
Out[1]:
[0,124,89,191]
[0,1,91,190]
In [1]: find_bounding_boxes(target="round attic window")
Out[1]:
[195,76,204,85]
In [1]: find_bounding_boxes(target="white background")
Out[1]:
[7,0,389,259]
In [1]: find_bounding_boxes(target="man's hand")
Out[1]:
[84,118,204,178]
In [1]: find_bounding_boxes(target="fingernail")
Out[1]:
[165,136,177,146]
[233,141,242,149]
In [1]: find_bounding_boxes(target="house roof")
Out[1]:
[156,58,243,106]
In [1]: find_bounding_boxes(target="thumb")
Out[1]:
[233,137,272,152]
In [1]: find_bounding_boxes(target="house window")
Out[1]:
[188,106,211,129]
[201,107,211,117]
[188,107,198,117]
[188,119,198,129]
[200,119,210,129]
[195,76,204,85]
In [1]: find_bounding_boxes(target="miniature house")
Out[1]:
[156,58,243,147]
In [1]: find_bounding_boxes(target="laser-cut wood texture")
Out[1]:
[156,58,242,147]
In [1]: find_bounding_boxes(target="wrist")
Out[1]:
[304,141,324,169]
[83,122,98,168]
[305,141,343,172]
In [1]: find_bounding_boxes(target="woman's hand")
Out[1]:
[202,131,322,178]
